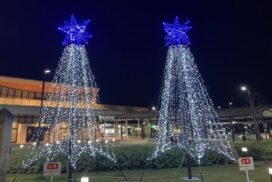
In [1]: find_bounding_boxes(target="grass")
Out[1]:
[7,163,272,182]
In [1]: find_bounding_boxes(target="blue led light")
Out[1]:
[58,14,92,45]
[163,17,191,46]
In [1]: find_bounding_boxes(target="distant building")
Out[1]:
[0,75,271,144]
[217,106,272,140]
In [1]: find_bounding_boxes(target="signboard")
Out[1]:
[239,157,254,171]
[43,162,61,176]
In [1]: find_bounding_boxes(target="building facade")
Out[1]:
[0,76,157,144]
[0,75,271,145]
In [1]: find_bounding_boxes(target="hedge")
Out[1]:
[8,144,234,174]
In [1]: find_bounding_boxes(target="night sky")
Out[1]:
[1,0,272,108]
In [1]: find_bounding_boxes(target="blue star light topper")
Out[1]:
[58,15,92,45]
[163,17,192,46]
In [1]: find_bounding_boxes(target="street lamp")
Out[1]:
[229,102,233,107]
[241,147,248,152]
[44,69,51,74]
[240,85,247,91]
[241,147,248,157]
[37,69,51,146]
[239,84,260,141]
[40,68,51,117]
[152,106,156,111]
[229,102,235,142]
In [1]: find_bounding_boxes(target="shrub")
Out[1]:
[9,141,271,174]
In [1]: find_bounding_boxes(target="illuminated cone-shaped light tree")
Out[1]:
[152,17,235,177]
[23,15,115,176]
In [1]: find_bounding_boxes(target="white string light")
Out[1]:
[151,17,235,163]
[23,15,115,169]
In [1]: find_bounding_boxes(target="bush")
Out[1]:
[234,140,272,160]
[8,144,236,174]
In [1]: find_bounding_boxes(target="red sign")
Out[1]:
[240,158,251,165]
[47,163,59,170]
[239,157,254,171]
[43,162,61,176]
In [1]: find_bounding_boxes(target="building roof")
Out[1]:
[218,105,272,121]
[0,75,271,122]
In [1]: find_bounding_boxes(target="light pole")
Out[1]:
[229,102,235,142]
[240,85,260,141]
[37,69,51,146]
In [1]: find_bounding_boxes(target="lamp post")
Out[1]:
[229,102,235,142]
[37,69,51,146]
[40,69,51,112]
[240,85,260,141]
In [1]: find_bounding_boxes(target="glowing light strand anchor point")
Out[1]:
[58,14,92,45]
[163,16,191,46]
[23,16,115,170]
[152,17,235,163]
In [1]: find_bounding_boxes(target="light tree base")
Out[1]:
[181,176,201,181]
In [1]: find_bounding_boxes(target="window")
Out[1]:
[15,90,22,98]
[8,88,15,98]
[22,91,29,98]
[35,92,42,99]
[28,92,35,99]
[1,87,8,97]
[26,127,48,143]
[26,117,33,123]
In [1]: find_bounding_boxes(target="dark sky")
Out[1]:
[1,0,272,108]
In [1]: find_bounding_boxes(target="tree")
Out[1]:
[151,17,235,179]
[240,86,266,141]
[23,15,115,180]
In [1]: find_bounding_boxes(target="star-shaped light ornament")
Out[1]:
[58,15,92,45]
[163,17,192,46]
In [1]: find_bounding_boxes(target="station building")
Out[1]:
[0,76,157,144]
[0,75,271,144]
